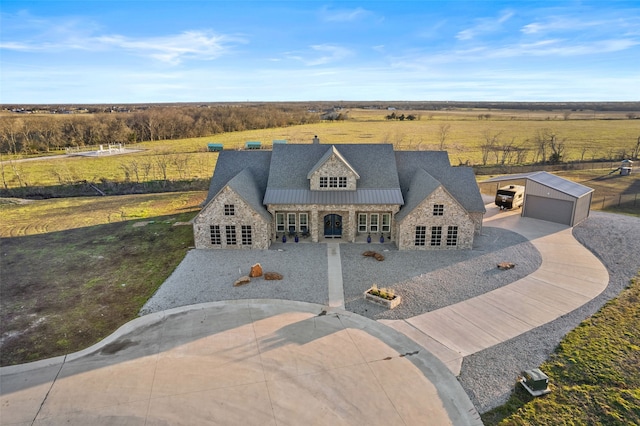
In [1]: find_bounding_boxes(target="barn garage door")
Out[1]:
[523,195,574,225]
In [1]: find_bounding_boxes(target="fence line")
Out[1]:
[593,193,638,209]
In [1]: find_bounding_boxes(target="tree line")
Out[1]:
[0,105,320,154]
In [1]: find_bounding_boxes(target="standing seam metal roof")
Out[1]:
[483,171,593,198]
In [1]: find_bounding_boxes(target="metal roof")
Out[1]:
[484,171,593,198]
[264,188,404,205]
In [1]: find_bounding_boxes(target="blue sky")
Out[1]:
[1,1,639,103]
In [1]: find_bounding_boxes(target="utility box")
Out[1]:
[495,184,525,209]
[519,368,551,396]
[620,159,632,176]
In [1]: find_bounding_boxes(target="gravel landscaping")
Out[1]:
[459,211,640,413]
[141,211,640,415]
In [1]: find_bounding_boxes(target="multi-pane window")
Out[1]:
[210,225,221,245]
[224,204,235,216]
[381,214,391,233]
[358,214,367,232]
[433,204,444,216]
[430,226,442,246]
[320,176,348,188]
[370,214,379,232]
[415,226,426,246]
[241,225,252,245]
[447,226,458,246]
[288,213,297,232]
[225,225,237,245]
[299,213,308,228]
[276,213,285,232]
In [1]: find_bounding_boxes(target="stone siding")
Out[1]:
[308,154,358,190]
[267,203,400,243]
[396,187,475,250]
[193,186,271,249]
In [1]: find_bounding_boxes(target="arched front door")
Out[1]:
[324,214,342,238]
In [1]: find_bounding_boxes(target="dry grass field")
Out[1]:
[2,107,638,189]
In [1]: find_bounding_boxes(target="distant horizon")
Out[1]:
[3,100,640,108]
[2,1,639,103]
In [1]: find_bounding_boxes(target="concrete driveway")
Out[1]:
[0,300,482,426]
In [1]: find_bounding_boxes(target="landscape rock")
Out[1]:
[249,263,263,277]
[264,272,283,280]
[373,253,385,261]
[363,251,376,257]
[233,276,251,286]
[497,262,515,270]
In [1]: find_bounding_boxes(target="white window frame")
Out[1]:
[370,214,379,232]
[381,213,391,233]
[319,177,328,188]
[288,213,297,232]
[276,213,285,232]
[299,213,308,228]
[358,213,367,233]
[338,177,347,188]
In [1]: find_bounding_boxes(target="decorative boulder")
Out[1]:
[497,262,515,270]
[249,263,263,277]
[363,251,376,257]
[373,253,385,261]
[264,272,283,280]
[233,276,251,286]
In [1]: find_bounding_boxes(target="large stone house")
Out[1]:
[193,143,485,250]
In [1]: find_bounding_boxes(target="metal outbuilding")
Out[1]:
[483,171,594,226]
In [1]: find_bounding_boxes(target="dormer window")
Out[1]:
[319,176,348,188]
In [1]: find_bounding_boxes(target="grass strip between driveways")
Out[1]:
[482,273,640,425]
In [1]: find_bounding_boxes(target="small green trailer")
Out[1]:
[207,143,223,152]
[245,141,262,149]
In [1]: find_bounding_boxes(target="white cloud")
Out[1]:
[95,31,243,64]
[319,6,372,22]
[0,12,243,64]
[287,44,352,66]
[456,10,515,41]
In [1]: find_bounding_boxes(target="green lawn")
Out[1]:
[482,274,640,425]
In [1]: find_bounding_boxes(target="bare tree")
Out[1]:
[632,136,640,160]
[548,133,566,164]
[480,130,501,165]
[438,124,451,151]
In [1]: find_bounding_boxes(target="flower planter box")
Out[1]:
[364,288,401,309]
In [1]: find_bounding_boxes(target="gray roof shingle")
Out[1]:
[267,144,400,189]
[201,144,485,220]
[395,151,486,214]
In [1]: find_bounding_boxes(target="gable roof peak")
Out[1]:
[306,144,361,179]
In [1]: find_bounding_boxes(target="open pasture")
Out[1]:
[1,108,638,189]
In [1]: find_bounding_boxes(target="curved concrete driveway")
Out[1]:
[382,205,609,375]
[0,300,482,426]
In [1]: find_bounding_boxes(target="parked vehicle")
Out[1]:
[495,184,525,209]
